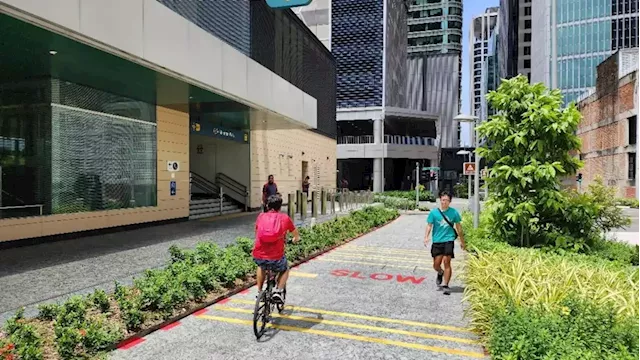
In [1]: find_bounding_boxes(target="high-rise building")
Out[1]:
[469,7,499,119]
[292,0,331,50]
[330,0,440,192]
[407,0,463,55]
[406,0,463,149]
[497,0,533,81]
[531,0,639,104]
[518,0,533,80]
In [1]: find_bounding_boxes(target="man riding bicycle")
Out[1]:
[252,193,300,304]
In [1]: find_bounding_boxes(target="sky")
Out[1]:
[459,0,498,146]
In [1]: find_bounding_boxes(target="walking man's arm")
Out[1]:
[423,223,432,247]
[455,223,465,250]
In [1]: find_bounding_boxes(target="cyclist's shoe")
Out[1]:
[272,289,285,304]
[436,270,444,286]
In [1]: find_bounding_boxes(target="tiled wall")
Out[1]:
[0,106,190,242]
[250,129,337,208]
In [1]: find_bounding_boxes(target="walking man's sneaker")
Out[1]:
[436,270,444,286]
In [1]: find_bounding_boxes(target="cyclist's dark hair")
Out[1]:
[266,193,283,211]
[438,190,453,200]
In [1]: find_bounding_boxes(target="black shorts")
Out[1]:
[431,241,455,258]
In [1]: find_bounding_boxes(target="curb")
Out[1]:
[113,215,400,351]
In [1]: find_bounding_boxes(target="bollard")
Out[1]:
[331,190,336,214]
[301,193,308,221]
[311,191,318,218]
[296,190,302,214]
[321,188,327,215]
[338,190,343,212]
[288,193,295,219]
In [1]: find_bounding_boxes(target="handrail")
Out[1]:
[336,135,437,146]
[1,190,25,204]
[190,171,220,196]
[0,204,43,216]
[216,173,247,197]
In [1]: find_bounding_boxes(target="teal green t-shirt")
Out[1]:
[427,207,461,243]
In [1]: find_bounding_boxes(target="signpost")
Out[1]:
[463,162,476,176]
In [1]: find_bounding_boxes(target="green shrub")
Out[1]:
[381,190,435,202]
[36,303,60,321]
[3,308,44,360]
[617,198,640,208]
[89,289,110,313]
[373,195,417,210]
[487,298,638,360]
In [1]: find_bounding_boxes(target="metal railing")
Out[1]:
[337,135,437,146]
[285,188,374,221]
[216,172,249,211]
[190,171,220,197]
[0,204,44,216]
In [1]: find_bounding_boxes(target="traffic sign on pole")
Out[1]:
[463,162,476,176]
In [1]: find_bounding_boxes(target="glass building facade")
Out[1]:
[533,0,638,104]
[407,0,464,54]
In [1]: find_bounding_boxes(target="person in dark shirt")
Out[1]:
[302,176,310,197]
[262,175,278,212]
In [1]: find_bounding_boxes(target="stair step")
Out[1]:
[189,208,243,220]
[190,198,225,205]
[190,204,238,215]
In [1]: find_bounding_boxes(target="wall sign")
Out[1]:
[196,144,204,154]
[191,121,248,144]
[167,161,180,172]
[170,181,176,196]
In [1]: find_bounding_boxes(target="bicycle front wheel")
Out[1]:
[253,290,269,339]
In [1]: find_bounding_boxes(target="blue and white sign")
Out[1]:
[170,181,176,196]
[266,0,312,9]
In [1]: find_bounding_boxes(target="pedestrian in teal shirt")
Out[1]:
[424,191,465,295]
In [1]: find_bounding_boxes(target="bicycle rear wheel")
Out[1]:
[253,290,269,339]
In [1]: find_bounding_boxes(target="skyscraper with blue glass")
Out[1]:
[531,0,638,104]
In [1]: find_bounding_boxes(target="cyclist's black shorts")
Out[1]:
[431,241,455,258]
[254,255,288,272]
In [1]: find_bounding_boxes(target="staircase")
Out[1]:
[189,172,248,220]
[189,198,242,220]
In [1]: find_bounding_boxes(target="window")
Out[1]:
[449,34,462,43]
[524,7,531,16]
[409,24,426,32]
[630,116,637,145]
[524,46,531,55]
[524,59,531,68]
[524,19,532,29]
[629,153,636,180]
[524,33,532,42]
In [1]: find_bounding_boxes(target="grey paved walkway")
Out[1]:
[0,204,364,323]
[110,215,483,360]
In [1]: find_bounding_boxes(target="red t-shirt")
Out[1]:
[252,211,296,260]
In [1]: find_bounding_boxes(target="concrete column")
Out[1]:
[373,118,382,144]
[373,158,383,193]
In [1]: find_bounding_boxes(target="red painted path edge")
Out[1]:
[114,215,400,351]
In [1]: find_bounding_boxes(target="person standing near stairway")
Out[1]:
[262,175,278,212]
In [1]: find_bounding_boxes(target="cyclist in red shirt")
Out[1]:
[253,193,299,303]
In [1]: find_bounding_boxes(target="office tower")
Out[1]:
[469,7,499,119]
[406,0,463,148]
[531,0,639,104]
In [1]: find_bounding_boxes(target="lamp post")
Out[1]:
[454,114,480,229]
[456,150,473,202]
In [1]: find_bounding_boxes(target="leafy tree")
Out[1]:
[477,75,583,248]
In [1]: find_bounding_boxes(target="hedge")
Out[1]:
[0,206,399,360]
[461,213,639,359]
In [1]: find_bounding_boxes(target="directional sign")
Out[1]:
[167,161,180,172]
[170,181,177,196]
[463,162,476,176]
[266,0,312,9]
[422,166,440,171]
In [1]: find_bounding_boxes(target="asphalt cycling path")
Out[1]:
[110,215,485,360]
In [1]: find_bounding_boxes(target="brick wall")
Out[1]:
[577,69,637,198]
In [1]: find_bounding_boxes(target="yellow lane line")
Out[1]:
[289,271,318,278]
[344,245,428,254]
[229,299,473,333]
[213,305,477,345]
[329,253,432,264]
[315,257,433,271]
[197,315,485,358]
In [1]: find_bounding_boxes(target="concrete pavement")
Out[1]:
[109,215,483,360]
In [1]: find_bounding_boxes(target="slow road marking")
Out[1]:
[230,299,473,333]
[315,257,433,271]
[212,305,477,344]
[197,315,485,358]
